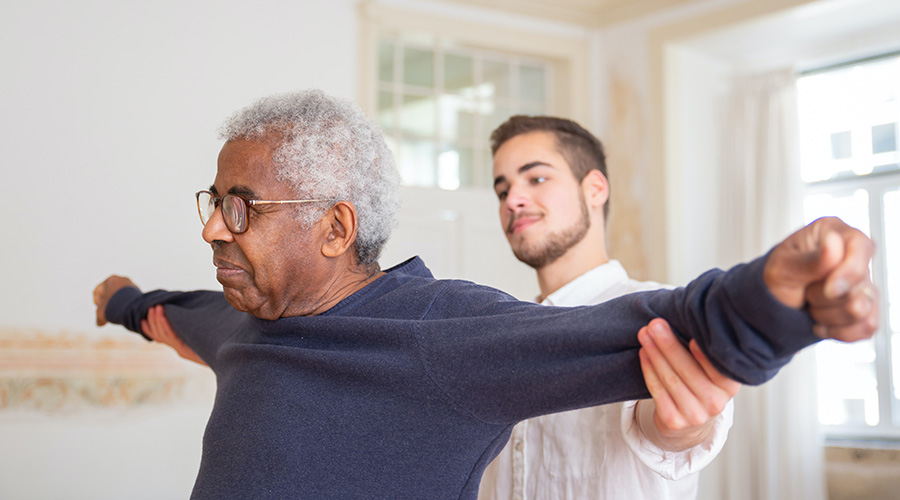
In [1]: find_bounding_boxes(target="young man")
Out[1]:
[480,116,739,499]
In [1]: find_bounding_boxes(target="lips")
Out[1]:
[508,214,540,235]
[213,256,248,283]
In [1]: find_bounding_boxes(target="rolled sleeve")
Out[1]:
[619,399,734,480]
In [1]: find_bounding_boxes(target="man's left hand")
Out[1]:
[636,318,741,451]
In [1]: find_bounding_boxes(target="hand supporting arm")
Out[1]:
[142,305,207,366]
[634,319,740,452]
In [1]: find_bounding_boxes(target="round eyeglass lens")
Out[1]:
[223,195,247,233]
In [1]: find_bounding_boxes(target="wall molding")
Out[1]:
[0,328,211,413]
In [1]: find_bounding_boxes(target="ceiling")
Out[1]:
[679,0,900,73]
[434,0,708,27]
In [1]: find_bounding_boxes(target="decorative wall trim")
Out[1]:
[435,0,707,28]
[0,328,211,412]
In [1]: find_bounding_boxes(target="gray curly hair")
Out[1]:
[218,89,400,268]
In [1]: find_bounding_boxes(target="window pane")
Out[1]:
[377,91,394,130]
[435,145,477,190]
[872,123,897,154]
[444,54,474,93]
[378,41,394,83]
[886,189,900,334]
[482,148,494,188]
[817,339,880,426]
[437,148,460,190]
[807,189,877,427]
[456,146,476,187]
[518,64,546,102]
[485,102,512,140]
[518,100,546,117]
[797,55,900,182]
[404,47,434,88]
[893,335,900,425]
[483,60,510,99]
[398,139,435,187]
[400,94,436,137]
[890,190,900,425]
[831,131,852,159]
[803,189,870,236]
[438,94,476,142]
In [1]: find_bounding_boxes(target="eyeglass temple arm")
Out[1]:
[247,199,329,206]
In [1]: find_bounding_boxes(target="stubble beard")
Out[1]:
[512,199,590,269]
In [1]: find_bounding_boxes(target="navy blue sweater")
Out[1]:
[107,256,819,500]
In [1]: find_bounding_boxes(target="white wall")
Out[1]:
[588,0,745,283]
[0,1,358,498]
[2,0,359,331]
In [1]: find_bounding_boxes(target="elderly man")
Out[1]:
[94,89,878,500]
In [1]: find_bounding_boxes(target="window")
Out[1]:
[376,36,553,190]
[358,3,588,192]
[798,53,900,439]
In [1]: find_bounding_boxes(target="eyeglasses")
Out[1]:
[195,190,330,234]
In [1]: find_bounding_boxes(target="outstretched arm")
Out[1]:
[94,277,208,365]
[93,274,240,364]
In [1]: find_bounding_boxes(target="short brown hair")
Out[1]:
[490,115,608,216]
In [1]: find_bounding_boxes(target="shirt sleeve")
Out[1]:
[619,400,734,480]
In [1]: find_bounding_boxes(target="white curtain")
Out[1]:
[697,68,827,500]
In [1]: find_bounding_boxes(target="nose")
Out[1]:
[504,184,529,213]
[202,204,234,244]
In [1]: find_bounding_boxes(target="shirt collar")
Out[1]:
[541,260,628,306]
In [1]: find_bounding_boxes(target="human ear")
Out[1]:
[321,201,358,258]
[582,169,609,209]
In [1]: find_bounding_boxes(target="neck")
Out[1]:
[534,231,609,302]
[285,260,384,317]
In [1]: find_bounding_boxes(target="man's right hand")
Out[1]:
[93,275,138,326]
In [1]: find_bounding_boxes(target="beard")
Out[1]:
[511,197,590,269]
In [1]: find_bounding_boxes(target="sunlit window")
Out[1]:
[377,36,553,189]
[798,53,900,438]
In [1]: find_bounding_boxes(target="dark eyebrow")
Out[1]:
[227,185,257,198]
[209,184,257,198]
[493,161,553,188]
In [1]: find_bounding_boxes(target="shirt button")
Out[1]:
[514,441,523,452]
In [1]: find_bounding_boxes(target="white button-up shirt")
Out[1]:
[478,261,734,500]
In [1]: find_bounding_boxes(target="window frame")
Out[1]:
[375,35,556,189]
[357,2,590,189]
[798,54,900,440]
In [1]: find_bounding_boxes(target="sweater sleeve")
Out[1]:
[413,255,820,424]
[104,286,245,364]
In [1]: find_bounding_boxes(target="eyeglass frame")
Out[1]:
[195,190,331,234]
